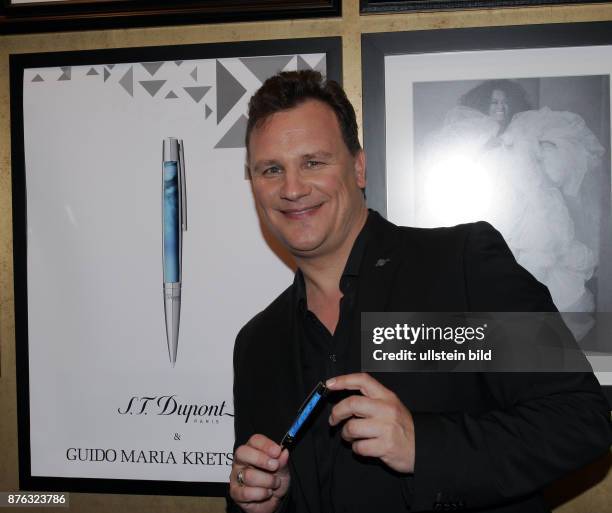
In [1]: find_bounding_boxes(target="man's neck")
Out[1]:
[297,207,368,305]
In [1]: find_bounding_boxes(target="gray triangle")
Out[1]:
[165,90,179,99]
[107,64,115,69]
[32,74,44,82]
[297,55,312,71]
[103,68,111,82]
[205,104,213,119]
[87,67,99,76]
[119,66,133,97]
[184,85,211,103]
[140,80,166,97]
[314,55,326,77]
[58,66,71,81]
[240,55,294,84]
[216,60,247,124]
[215,115,247,149]
[175,60,183,66]
[190,67,197,81]
[141,61,164,76]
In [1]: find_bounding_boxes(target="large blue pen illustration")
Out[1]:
[162,138,187,367]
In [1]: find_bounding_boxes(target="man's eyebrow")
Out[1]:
[303,151,333,160]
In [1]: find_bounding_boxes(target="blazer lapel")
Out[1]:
[348,213,407,374]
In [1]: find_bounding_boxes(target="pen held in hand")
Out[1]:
[280,381,328,449]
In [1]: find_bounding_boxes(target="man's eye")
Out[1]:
[262,166,281,176]
[306,160,323,168]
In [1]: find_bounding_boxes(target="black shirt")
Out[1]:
[293,212,373,512]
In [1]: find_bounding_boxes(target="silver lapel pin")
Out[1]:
[375,258,391,268]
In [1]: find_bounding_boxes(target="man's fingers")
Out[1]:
[229,436,292,509]
[351,438,383,459]
[229,465,279,505]
[234,465,281,490]
[278,448,290,469]
[235,443,281,471]
[340,417,383,442]
[326,372,392,399]
[248,433,282,458]
[231,480,274,504]
[329,395,387,426]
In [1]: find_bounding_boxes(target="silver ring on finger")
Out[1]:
[237,469,245,487]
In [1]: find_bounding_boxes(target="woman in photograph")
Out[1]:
[419,79,605,330]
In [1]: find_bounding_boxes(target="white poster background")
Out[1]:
[23,55,324,481]
[384,45,612,385]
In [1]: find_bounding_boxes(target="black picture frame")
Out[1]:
[361,22,612,407]
[0,0,341,34]
[360,0,612,14]
[10,36,342,496]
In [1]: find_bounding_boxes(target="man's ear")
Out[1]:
[354,149,366,189]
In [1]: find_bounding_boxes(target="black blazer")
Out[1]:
[230,212,611,513]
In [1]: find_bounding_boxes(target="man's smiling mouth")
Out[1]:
[280,204,323,219]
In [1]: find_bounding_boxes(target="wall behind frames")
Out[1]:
[1,1,611,511]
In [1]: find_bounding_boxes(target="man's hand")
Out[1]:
[327,372,415,473]
[230,434,290,513]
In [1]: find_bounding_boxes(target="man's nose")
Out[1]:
[280,168,311,201]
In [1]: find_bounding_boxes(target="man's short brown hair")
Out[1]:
[245,70,361,155]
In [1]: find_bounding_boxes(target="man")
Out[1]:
[228,70,611,513]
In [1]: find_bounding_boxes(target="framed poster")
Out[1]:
[11,37,340,494]
[362,22,612,404]
[0,0,341,34]
[360,0,612,14]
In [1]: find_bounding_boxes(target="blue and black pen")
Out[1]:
[280,381,329,449]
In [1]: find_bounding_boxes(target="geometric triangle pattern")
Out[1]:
[216,60,247,125]
[215,114,248,149]
[28,54,327,150]
[297,55,312,72]
[184,86,211,103]
[313,55,326,77]
[58,67,71,81]
[240,55,293,84]
[139,80,166,97]
[141,62,164,76]
[119,66,134,97]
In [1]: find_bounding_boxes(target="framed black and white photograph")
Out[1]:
[360,0,612,14]
[10,37,340,495]
[0,0,341,34]
[362,22,612,402]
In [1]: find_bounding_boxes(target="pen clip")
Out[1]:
[178,139,187,232]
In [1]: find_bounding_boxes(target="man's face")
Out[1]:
[247,99,366,259]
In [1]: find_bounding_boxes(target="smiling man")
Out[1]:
[248,99,367,263]
[227,71,611,513]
